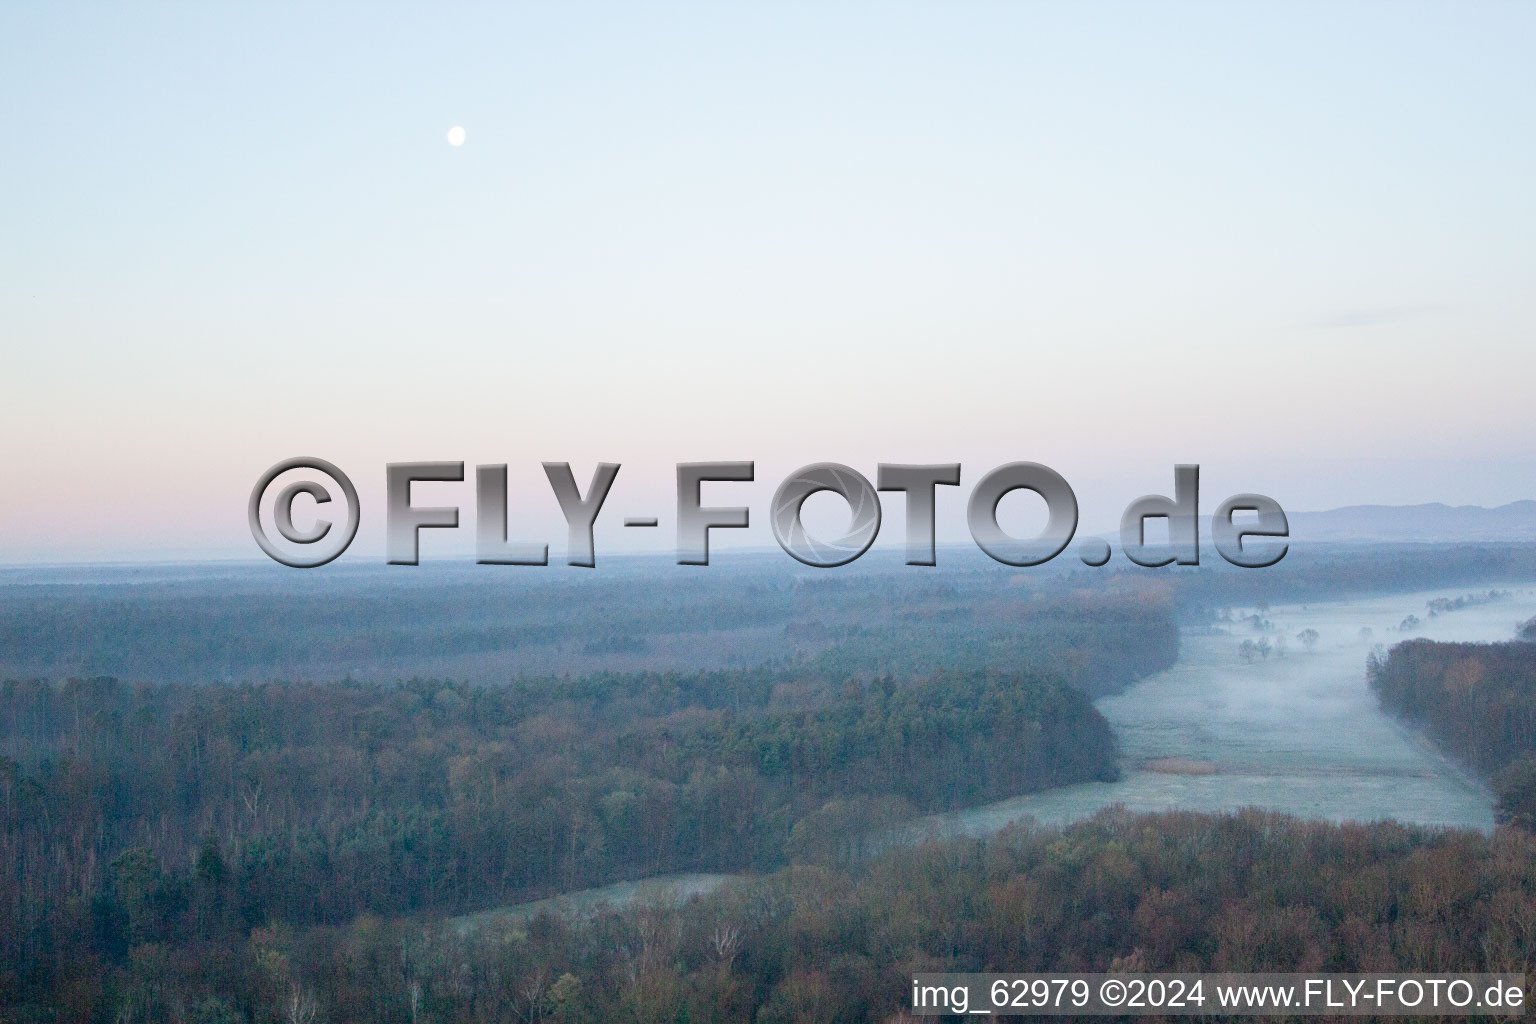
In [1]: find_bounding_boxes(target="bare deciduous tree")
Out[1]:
[287,983,317,1024]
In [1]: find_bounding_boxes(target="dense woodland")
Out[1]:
[0,590,1173,1020]
[1369,635,1536,830]
[22,808,1536,1023]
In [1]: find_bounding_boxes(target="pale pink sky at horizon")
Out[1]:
[3,3,1534,562]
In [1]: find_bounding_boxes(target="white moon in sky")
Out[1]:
[446,125,466,147]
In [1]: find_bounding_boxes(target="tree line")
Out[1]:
[1369,634,1536,829]
[53,807,1536,1023]
[0,656,1130,1019]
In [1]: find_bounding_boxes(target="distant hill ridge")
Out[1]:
[1292,500,1536,542]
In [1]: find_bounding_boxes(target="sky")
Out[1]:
[2,2,1534,563]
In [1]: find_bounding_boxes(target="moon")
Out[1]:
[446,125,466,147]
